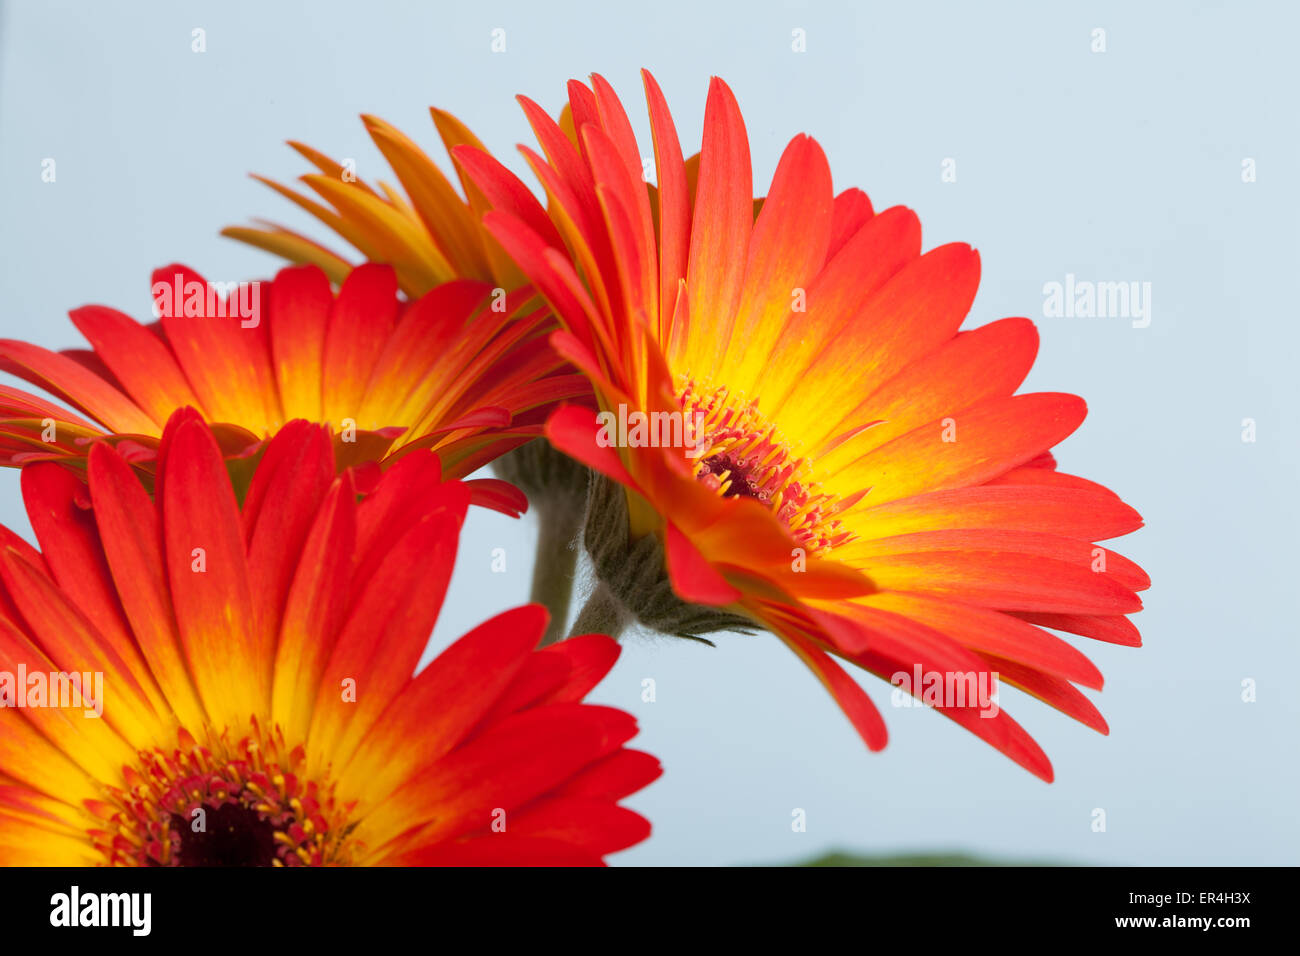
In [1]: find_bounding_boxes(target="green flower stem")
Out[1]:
[490,439,591,647]
[567,581,631,642]
[532,499,581,647]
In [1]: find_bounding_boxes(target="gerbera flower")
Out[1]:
[0,409,657,865]
[225,114,604,641]
[221,110,531,297]
[454,71,1149,781]
[0,261,591,514]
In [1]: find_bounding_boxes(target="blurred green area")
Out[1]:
[785,852,1067,867]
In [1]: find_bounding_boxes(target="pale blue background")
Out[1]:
[1,0,1296,865]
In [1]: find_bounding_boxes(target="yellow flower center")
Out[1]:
[88,721,354,867]
[677,379,853,555]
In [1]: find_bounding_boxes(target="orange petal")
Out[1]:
[771,241,979,426]
[760,205,921,409]
[815,317,1040,464]
[859,549,1141,615]
[839,393,1088,507]
[848,482,1144,543]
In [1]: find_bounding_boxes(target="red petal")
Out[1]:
[463,477,528,517]
[268,265,332,421]
[372,703,638,852]
[86,441,206,729]
[338,604,547,805]
[270,472,358,743]
[555,748,663,801]
[510,795,650,856]
[67,305,201,426]
[0,339,154,434]
[310,492,464,768]
[642,69,690,337]
[153,264,280,428]
[683,77,752,369]
[778,627,888,752]
[665,521,741,606]
[161,416,265,727]
[826,187,875,260]
[243,422,336,647]
[20,463,168,714]
[320,263,399,424]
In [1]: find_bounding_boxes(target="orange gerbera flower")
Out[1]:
[224,115,602,641]
[0,262,590,513]
[452,71,1149,780]
[0,409,658,865]
[222,111,533,297]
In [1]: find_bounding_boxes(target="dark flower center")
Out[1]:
[697,452,770,503]
[93,726,352,867]
[167,803,279,867]
[677,379,852,553]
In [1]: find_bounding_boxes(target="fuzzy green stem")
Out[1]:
[491,439,591,647]
[532,502,580,647]
[568,581,631,641]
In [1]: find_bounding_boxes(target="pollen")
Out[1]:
[87,719,356,867]
[677,379,854,555]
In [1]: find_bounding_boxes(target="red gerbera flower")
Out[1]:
[0,262,591,513]
[0,409,658,865]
